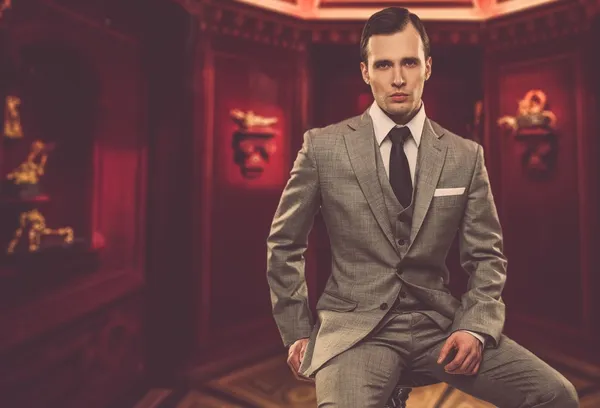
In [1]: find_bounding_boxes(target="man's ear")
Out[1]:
[360,61,370,85]
[425,56,432,81]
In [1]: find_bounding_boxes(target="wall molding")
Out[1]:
[174,0,594,49]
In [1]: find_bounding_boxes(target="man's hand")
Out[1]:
[437,331,483,375]
[287,338,309,376]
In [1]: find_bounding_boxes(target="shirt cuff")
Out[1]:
[461,330,486,346]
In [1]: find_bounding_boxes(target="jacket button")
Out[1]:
[380,303,388,310]
[397,239,406,246]
[399,289,407,298]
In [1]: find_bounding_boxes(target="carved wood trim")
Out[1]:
[175,0,593,49]
[319,0,473,8]
[484,0,592,50]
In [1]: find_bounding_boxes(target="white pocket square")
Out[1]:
[434,187,465,197]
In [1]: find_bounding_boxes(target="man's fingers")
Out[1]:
[437,337,455,364]
[464,357,479,375]
[287,349,300,372]
[287,355,299,372]
[444,347,468,372]
[456,353,476,374]
[471,361,481,375]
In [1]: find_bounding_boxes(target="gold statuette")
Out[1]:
[6,140,49,185]
[7,209,74,254]
[4,95,23,139]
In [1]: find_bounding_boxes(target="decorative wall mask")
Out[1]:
[497,90,557,177]
[229,109,278,179]
[4,95,23,139]
[6,209,74,254]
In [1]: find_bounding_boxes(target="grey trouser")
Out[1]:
[315,311,579,408]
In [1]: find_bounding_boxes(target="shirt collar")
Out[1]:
[369,100,426,147]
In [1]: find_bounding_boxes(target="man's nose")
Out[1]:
[392,68,405,87]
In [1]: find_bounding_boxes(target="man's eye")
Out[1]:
[375,63,390,68]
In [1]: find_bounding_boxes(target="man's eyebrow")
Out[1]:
[372,57,420,64]
[372,58,392,64]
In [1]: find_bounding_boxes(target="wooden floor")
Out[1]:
[133,349,600,408]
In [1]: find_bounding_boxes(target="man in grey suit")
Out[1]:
[266,6,579,407]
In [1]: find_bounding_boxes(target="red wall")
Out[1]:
[0,0,147,405]
[485,23,600,362]
[185,30,313,369]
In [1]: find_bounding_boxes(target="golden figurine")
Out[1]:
[230,109,278,129]
[6,140,50,185]
[7,209,74,254]
[4,95,23,139]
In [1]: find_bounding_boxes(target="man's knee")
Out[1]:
[553,377,579,407]
[534,375,579,407]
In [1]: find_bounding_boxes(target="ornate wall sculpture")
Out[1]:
[497,89,558,178]
[229,108,278,180]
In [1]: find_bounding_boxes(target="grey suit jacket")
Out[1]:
[266,110,507,378]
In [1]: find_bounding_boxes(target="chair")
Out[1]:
[384,386,412,408]
[384,372,457,408]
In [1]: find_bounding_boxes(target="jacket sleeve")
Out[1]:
[452,144,507,348]
[266,129,321,347]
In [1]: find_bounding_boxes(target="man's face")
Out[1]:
[360,23,431,124]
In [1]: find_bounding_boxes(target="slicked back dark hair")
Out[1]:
[360,7,431,64]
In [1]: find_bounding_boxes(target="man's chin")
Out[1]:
[384,104,410,116]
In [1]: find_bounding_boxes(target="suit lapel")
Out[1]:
[409,119,448,247]
[344,112,397,251]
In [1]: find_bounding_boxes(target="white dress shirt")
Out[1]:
[368,101,486,347]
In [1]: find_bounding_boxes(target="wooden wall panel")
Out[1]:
[497,54,582,328]
[143,0,198,380]
[484,13,600,362]
[192,32,310,358]
[0,292,144,408]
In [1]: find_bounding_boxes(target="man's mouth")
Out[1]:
[390,93,409,102]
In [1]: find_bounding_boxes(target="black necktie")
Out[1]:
[388,127,413,208]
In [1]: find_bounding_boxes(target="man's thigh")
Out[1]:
[313,312,425,408]
[412,332,579,408]
[315,340,406,408]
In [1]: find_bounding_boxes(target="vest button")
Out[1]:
[399,289,407,298]
[397,239,406,246]
[380,302,388,310]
